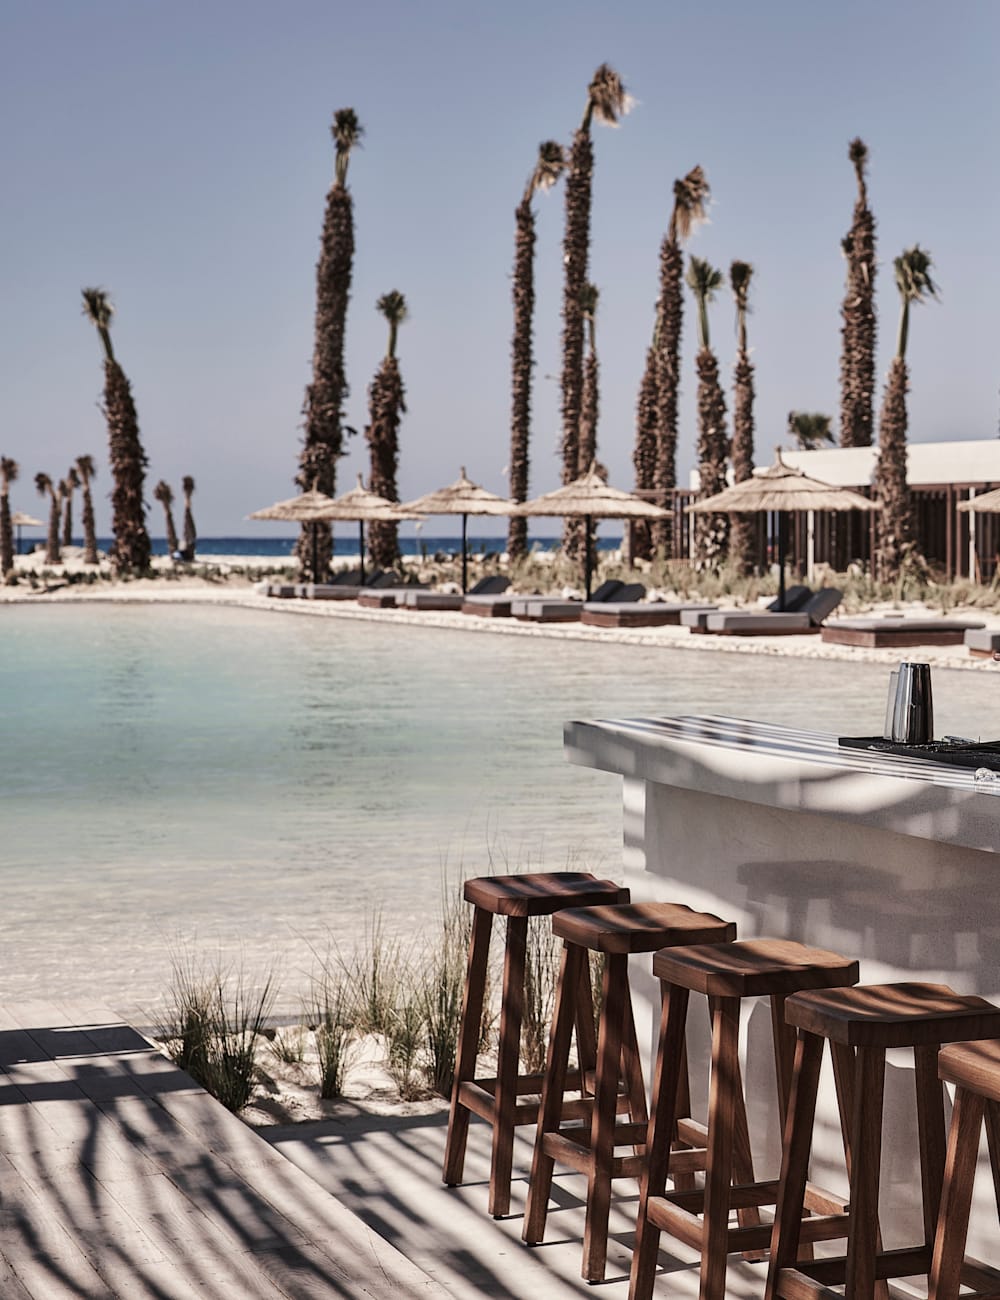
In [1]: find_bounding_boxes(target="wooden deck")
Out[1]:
[0,1002,446,1299]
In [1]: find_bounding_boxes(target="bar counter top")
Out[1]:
[565,714,1000,854]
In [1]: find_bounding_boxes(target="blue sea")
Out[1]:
[86,534,623,558]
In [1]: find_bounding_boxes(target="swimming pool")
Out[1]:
[3,604,998,1017]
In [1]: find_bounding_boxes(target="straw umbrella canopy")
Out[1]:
[401,467,515,593]
[319,475,421,581]
[513,463,668,598]
[11,511,43,556]
[249,488,342,579]
[686,448,877,608]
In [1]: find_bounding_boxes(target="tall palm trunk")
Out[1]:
[181,475,197,557]
[0,457,17,577]
[36,473,61,565]
[560,65,629,551]
[508,142,565,561]
[296,109,363,580]
[634,167,709,560]
[839,138,877,448]
[81,289,150,575]
[875,246,938,580]
[729,262,756,574]
[154,481,180,554]
[365,292,407,569]
[76,455,98,564]
[61,468,79,548]
[687,257,729,568]
[630,337,659,560]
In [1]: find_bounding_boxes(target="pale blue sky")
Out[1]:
[1,0,997,536]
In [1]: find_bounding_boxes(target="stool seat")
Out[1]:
[463,871,625,916]
[653,938,859,998]
[785,982,1000,1048]
[938,1037,1000,1101]
[552,901,736,954]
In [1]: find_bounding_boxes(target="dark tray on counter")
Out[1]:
[839,735,1000,772]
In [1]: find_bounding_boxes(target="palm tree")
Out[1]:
[788,411,835,449]
[729,261,756,574]
[875,246,939,580]
[0,457,18,577]
[81,288,150,574]
[296,108,363,581]
[35,473,61,564]
[633,166,711,559]
[571,283,602,565]
[508,140,566,561]
[61,466,80,548]
[560,65,630,546]
[76,455,98,564]
[365,291,408,569]
[687,256,729,568]
[839,138,877,448]
[181,475,197,557]
[154,481,180,555]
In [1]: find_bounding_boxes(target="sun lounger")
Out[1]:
[462,593,514,617]
[356,583,430,608]
[700,588,844,637]
[821,616,986,648]
[404,575,510,612]
[513,579,646,624]
[965,628,1000,658]
[308,570,398,600]
[581,600,718,629]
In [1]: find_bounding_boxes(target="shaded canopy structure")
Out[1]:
[250,482,416,581]
[249,488,341,579]
[957,488,1000,582]
[514,463,667,598]
[402,467,514,593]
[321,476,420,581]
[11,511,43,556]
[687,449,877,608]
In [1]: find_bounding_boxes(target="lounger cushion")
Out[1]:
[704,611,812,634]
[510,598,582,621]
[965,628,1000,652]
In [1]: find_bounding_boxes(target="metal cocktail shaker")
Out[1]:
[890,662,934,744]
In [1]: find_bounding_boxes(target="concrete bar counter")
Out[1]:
[565,714,1000,1258]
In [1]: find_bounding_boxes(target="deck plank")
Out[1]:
[0,1002,448,1299]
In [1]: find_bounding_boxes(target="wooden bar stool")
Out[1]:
[929,1038,1000,1299]
[631,938,860,1300]
[523,901,737,1282]
[442,870,628,1217]
[766,982,1000,1300]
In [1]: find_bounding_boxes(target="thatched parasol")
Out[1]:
[249,488,341,579]
[513,463,668,598]
[957,487,1000,514]
[11,511,44,556]
[320,476,420,581]
[402,467,514,593]
[686,449,876,608]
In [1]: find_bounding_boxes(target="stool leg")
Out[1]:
[670,1037,698,1193]
[845,1045,886,1299]
[700,995,740,1300]
[765,1030,824,1300]
[523,941,583,1244]
[984,1099,1000,1222]
[620,974,649,1130]
[575,954,598,1096]
[443,906,492,1187]
[914,1044,947,1250]
[630,983,690,1300]
[583,950,628,1282]
[830,1043,889,1300]
[928,1084,985,1300]
[491,913,527,1217]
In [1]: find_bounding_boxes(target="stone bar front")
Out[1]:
[565,713,1000,1255]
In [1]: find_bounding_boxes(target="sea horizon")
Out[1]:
[28,534,626,559]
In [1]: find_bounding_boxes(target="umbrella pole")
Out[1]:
[777,511,787,611]
[311,523,319,585]
[358,521,365,584]
[585,515,593,599]
[461,514,468,594]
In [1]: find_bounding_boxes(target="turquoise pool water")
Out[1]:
[3,603,999,1017]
